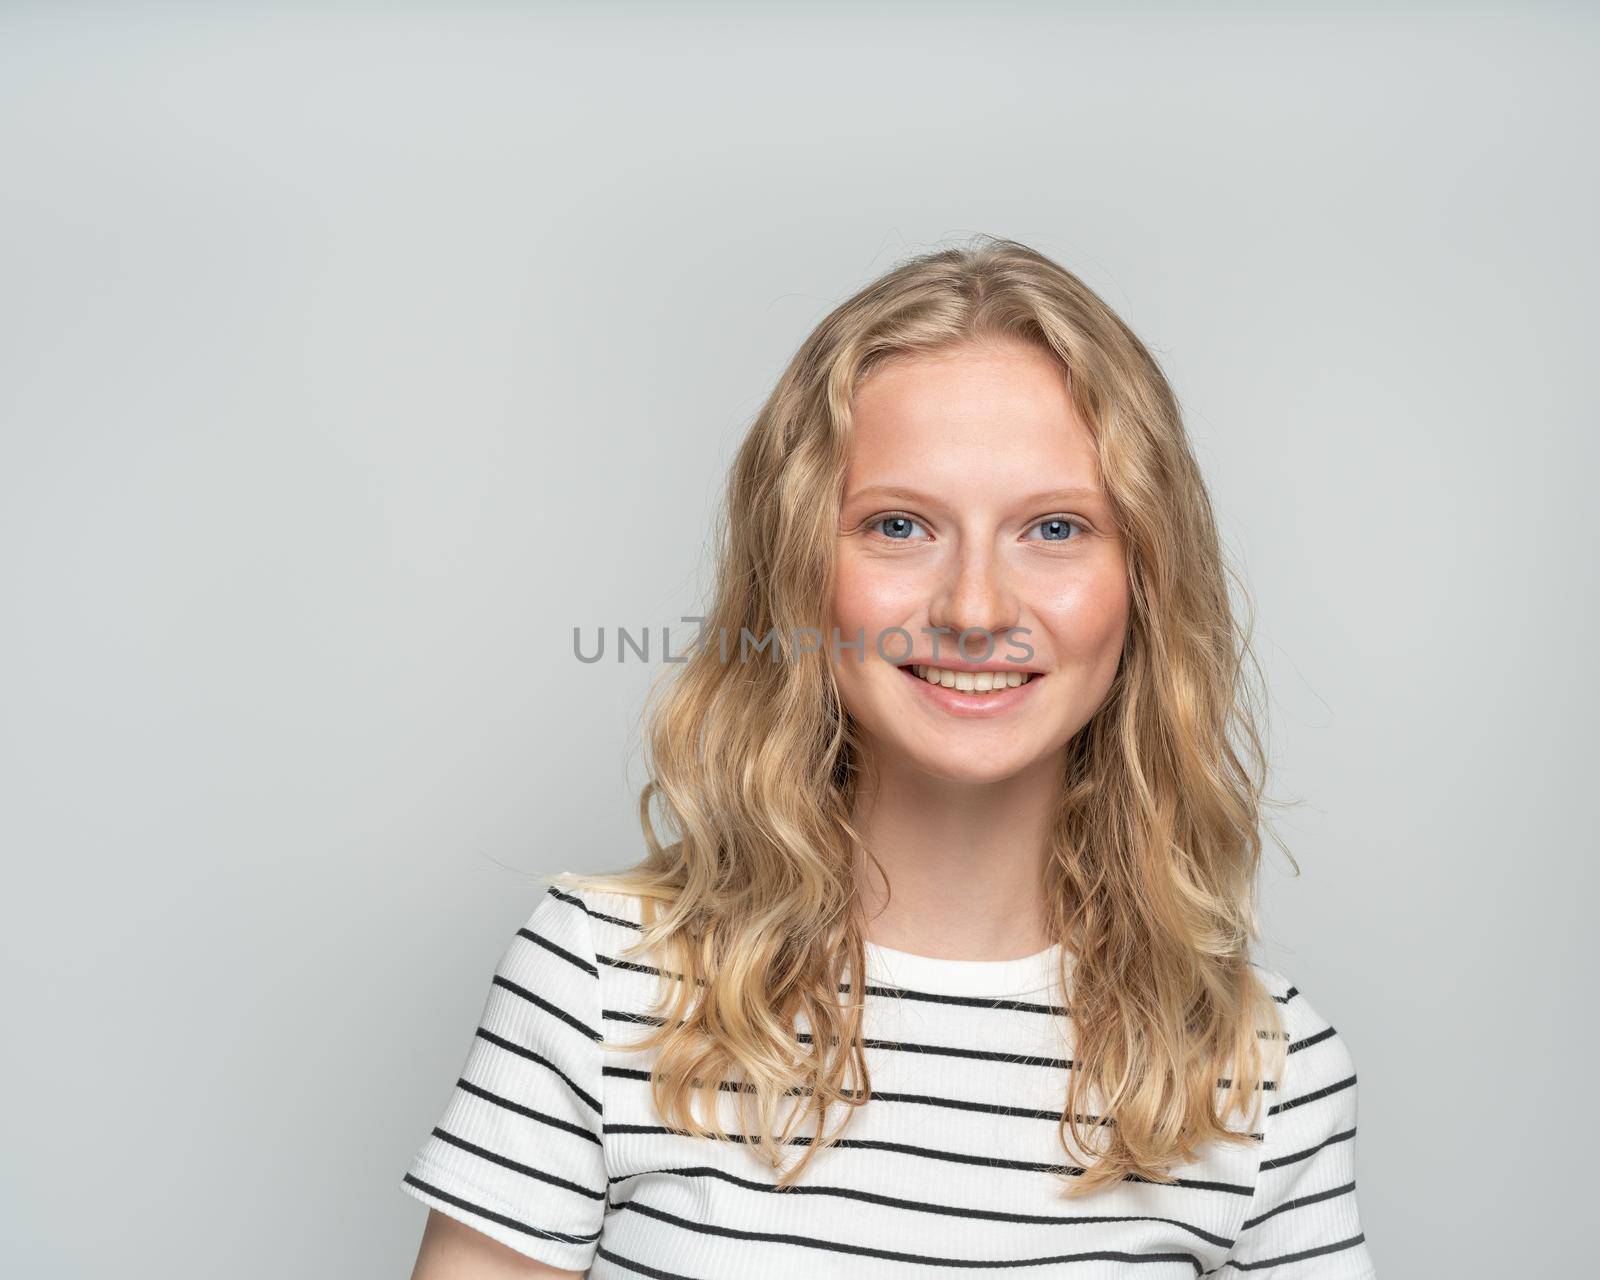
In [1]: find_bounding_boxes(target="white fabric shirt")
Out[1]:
[400,883,1377,1278]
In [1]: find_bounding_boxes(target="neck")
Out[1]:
[849,746,1065,961]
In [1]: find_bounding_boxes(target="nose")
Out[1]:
[926,542,1023,661]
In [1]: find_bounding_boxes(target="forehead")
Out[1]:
[845,340,1099,491]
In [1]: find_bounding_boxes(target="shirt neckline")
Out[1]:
[863,938,1067,997]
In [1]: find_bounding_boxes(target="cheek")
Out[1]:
[1036,569,1131,655]
[830,554,924,629]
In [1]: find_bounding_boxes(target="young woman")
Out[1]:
[401,238,1377,1279]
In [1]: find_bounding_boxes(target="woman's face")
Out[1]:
[828,337,1131,786]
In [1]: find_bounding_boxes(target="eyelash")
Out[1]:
[867,512,1088,543]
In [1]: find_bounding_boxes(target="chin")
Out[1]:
[902,743,1044,787]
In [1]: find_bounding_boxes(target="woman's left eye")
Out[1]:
[873,514,930,540]
[1025,517,1084,543]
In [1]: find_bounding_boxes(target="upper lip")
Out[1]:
[896,657,1045,675]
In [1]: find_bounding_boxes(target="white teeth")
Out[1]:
[911,665,1033,694]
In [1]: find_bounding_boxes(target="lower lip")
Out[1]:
[898,665,1044,719]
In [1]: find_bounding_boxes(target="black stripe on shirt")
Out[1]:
[1208,1231,1368,1273]
[613,1196,1209,1272]
[401,1171,600,1245]
[428,1125,608,1201]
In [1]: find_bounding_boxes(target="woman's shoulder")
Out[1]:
[1247,959,1362,1104]
[539,878,649,932]
[533,877,655,972]
[554,881,647,925]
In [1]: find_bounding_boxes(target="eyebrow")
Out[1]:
[843,484,1105,506]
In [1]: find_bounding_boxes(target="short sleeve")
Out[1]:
[399,885,608,1272]
[1219,970,1377,1278]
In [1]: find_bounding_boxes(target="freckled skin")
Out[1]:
[829,338,1131,787]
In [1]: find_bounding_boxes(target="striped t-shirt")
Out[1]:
[400,883,1376,1278]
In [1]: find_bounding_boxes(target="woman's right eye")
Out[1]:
[873,514,930,540]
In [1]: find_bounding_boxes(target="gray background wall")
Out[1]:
[2,4,1592,1276]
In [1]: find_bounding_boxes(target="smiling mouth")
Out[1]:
[899,663,1041,695]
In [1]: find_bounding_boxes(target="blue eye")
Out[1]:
[1027,517,1083,542]
[875,514,929,540]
